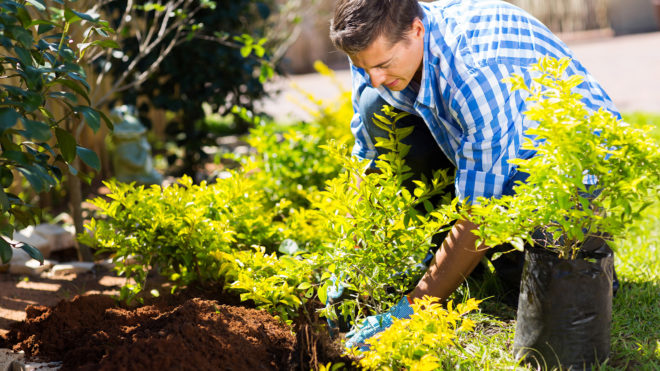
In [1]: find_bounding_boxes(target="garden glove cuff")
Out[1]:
[325,273,346,336]
[344,296,413,350]
[327,273,345,300]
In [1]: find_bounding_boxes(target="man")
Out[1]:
[328,0,619,348]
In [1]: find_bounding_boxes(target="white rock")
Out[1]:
[50,261,95,276]
[233,145,250,155]
[14,226,51,258]
[97,258,116,271]
[0,348,24,371]
[24,361,62,370]
[34,224,75,252]
[8,259,55,276]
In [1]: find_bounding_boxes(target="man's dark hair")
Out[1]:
[330,0,424,55]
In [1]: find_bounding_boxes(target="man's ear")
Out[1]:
[410,18,425,40]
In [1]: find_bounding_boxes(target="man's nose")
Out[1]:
[368,69,386,88]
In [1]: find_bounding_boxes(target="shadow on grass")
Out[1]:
[454,268,519,321]
[607,279,660,370]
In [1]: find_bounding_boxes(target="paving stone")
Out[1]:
[50,262,95,276]
[33,224,75,252]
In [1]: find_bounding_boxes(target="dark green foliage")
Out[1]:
[105,0,278,176]
[0,0,112,263]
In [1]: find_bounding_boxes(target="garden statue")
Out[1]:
[111,105,163,185]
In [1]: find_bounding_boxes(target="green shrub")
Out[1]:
[82,173,285,302]
[230,61,354,209]
[349,296,482,370]
[466,56,660,259]
[316,106,459,324]
[81,62,354,305]
[215,246,316,324]
[240,122,343,208]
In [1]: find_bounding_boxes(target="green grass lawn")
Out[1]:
[607,112,660,370]
[453,112,660,370]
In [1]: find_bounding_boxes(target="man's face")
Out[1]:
[350,18,425,91]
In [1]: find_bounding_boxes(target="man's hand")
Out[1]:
[344,296,414,350]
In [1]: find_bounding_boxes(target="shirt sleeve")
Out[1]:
[449,62,529,204]
[349,63,378,167]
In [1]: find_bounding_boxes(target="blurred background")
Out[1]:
[266,0,660,121]
[282,0,658,73]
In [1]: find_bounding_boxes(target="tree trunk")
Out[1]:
[69,157,94,262]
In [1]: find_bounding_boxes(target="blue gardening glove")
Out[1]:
[344,296,414,350]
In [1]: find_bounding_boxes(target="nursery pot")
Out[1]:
[513,240,614,370]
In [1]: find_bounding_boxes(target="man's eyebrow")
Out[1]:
[370,58,392,69]
[351,57,392,70]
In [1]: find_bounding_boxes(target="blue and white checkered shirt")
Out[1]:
[349,0,620,204]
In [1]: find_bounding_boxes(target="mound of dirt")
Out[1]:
[3,294,297,370]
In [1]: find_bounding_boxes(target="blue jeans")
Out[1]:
[359,87,454,191]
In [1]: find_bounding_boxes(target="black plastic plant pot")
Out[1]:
[513,243,614,370]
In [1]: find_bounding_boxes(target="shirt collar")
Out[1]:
[416,6,436,109]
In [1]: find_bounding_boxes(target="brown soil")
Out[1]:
[2,294,297,370]
[0,269,124,336]
[0,269,350,370]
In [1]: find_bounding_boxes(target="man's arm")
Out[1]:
[409,218,487,302]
